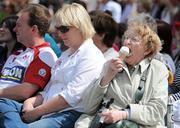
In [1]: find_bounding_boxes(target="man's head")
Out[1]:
[19,4,51,36]
[14,4,51,47]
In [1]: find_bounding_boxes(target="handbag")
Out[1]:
[89,64,151,128]
[90,114,139,128]
[105,120,139,128]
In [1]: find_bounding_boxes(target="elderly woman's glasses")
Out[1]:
[122,35,140,43]
[55,26,70,33]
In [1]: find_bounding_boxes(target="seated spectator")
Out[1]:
[169,63,180,128]
[0,3,57,102]
[156,19,175,74]
[113,22,128,51]
[89,10,119,60]
[0,15,25,72]
[48,16,68,52]
[169,63,180,94]
[75,24,168,128]
[44,33,61,57]
[128,13,174,85]
[0,16,60,73]
[173,21,180,67]
[0,3,105,128]
[97,0,122,23]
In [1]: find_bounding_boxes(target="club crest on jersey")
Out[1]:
[1,66,25,83]
[38,68,46,77]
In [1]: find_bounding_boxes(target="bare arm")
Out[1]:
[22,95,69,123]
[0,82,39,102]
[22,94,43,113]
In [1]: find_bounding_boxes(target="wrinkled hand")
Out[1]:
[101,58,124,86]
[109,58,124,73]
[99,109,127,124]
[21,109,41,123]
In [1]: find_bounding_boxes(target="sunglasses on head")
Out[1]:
[55,25,70,33]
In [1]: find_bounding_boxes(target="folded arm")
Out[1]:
[22,95,69,123]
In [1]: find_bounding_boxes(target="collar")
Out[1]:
[123,58,151,74]
[29,42,50,49]
[67,38,93,57]
[77,38,93,51]
[138,58,151,74]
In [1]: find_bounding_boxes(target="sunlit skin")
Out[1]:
[13,12,34,47]
[92,33,108,53]
[123,35,147,67]
[55,26,84,52]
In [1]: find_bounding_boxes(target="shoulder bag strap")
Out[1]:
[134,64,151,103]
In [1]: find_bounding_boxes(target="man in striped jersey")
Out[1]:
[0,4,57,102]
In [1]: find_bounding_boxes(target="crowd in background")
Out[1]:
[1,0,179,58]
[1,0,179,85]
[0,0,180,128]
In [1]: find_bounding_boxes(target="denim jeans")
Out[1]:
[28,110,82,128]
[0,98,82,128]
[0,98,27,128]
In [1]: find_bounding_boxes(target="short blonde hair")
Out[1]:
[125,25,162,58]
[54,3,95,40]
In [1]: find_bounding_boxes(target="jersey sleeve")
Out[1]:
[23,56,51,89]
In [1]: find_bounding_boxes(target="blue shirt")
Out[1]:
[44,33,61,57]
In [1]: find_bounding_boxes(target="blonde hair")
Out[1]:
[54,3,95,40]
[125,25,162,58]
[48,17,57,33]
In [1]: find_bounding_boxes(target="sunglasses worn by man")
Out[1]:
[55,26,70,33]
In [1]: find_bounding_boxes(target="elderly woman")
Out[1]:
[75,24,168,128]
[0,3,105,128]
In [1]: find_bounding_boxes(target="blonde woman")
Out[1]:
[0,3,105,128]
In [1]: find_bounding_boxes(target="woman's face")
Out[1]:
[0,22,13,43]
[122,31,148,66]
[55,25,83,49]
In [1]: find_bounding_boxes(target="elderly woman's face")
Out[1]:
[122,31,148,66]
